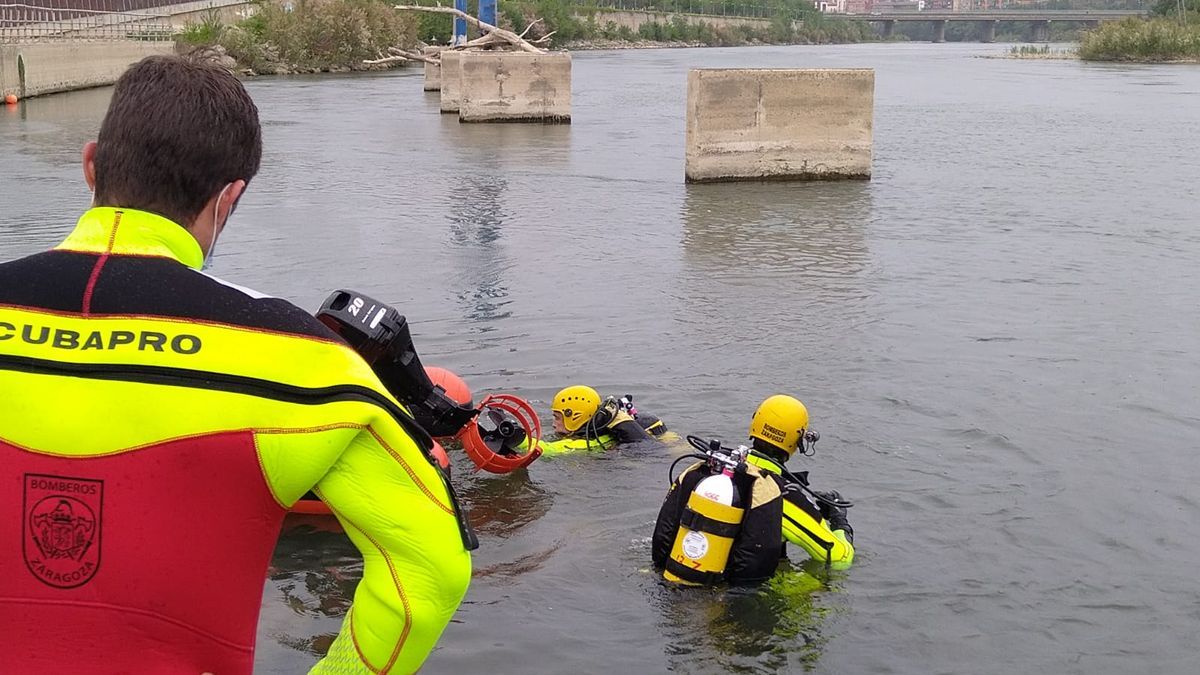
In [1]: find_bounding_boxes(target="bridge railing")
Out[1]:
[0,3,175,41]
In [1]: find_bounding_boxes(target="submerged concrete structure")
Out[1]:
[684,68,874,183]
[458,51,570,123]
[439,50,464,113]
[422,47,443,92]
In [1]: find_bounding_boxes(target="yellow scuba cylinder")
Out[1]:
[662,442,749,586]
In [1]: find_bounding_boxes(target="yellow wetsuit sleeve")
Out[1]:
[518,434,615,456]
[781,496,855,570]
[309,413,472,674]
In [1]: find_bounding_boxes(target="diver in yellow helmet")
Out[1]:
[541,385,672,454]
[651,394,854,587]
[746,395,855,569]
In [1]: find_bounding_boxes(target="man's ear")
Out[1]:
[82,141,98,192]
[216,179,247,229]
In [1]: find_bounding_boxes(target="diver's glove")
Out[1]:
[812,489,843,507]
[813,489,854,543]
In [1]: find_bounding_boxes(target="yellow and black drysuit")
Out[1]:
[0,207,472,673]
[747,449,855,570]
[651,462,786,584]
[652,451,854,584]
[531,404,672,455]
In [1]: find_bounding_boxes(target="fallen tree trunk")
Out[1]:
[393,5,548,53]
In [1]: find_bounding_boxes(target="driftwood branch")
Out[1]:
[389,47,441,64]
[517,18,543,40]
[363,47,440,66]
[393,5,548,53]
[363,54,413,66]
[461,28,552,50]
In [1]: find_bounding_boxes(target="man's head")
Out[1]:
[83,55,262,254]
[551,385,601,435]
[748,394,810,460]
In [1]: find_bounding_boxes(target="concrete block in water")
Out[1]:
[439,51,463,113]
[685,69,874,183]
[459,51,570,124]
[423,46,443,92]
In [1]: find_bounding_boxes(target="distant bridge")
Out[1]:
[849,9,1149,43]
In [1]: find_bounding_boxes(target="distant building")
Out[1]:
[816,0,848,13]
[844,0,874,13]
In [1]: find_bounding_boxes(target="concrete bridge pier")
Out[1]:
[685,69,874,183]
[422,47,444,92]
[880,20,895,39]
[931,19,947,44]
[1032,20,1050,43]
[980,20,997,43]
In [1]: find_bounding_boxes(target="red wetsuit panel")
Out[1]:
[0,431,286,673]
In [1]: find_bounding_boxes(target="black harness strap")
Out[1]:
[680,507,741,539]
[665,558,724,586]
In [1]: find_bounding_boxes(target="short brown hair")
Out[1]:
[93,55,262,227]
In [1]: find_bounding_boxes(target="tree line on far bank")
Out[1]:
[179,0,876,73]
[417,0,874,46]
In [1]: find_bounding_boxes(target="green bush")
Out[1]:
[180,0,416,71]
[1079,17,1200,61]
[178,8,227,46]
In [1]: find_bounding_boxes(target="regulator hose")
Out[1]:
[678,434,853,509]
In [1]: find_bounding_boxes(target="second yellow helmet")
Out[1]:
[748,394,810,456]
[552,385,602,433]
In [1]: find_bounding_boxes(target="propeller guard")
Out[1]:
[457,394,542,474]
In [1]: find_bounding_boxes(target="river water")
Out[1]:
[2,42,1199,674]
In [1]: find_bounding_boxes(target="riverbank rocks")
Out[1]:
[685,68,874,183]
[184,45,238,72]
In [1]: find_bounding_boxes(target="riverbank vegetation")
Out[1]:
[1078,2,1200,62]
[178,0,417,74]
[894,20,1082,43]
[413,0,874,47]
[179,0,876,75]
[1005,44,1077,59]
[547,1,873,47]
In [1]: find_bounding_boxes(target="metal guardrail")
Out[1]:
[0,3,175,41]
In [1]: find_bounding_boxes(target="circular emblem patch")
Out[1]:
[24,474,103,589]
[681,531,709,560]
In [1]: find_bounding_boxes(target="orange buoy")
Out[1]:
[3,94,17,105]
[426,366,472,406]
[430,439,450,473]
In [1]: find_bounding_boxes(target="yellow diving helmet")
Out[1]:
[552,385,602,433]
[748,394,810,456]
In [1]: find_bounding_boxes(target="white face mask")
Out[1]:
[203,184,232,271]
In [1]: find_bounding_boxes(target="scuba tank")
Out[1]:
[662,440,749,586]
